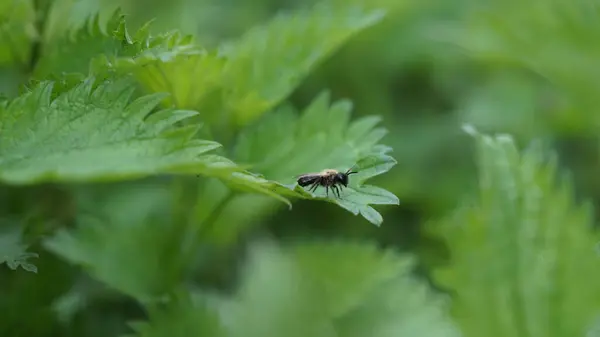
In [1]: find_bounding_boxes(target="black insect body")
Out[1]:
[296,167,358,198]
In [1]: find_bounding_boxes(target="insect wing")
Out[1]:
[297,173,321,186]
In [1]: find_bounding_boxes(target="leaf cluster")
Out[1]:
[1,3,398,225]
[3,1,600,337]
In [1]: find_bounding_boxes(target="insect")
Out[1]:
[296,166,358,198]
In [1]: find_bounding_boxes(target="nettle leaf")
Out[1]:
[114,50,226,116]
[229,91,399,225]
[0,77,238,184]
[35,9,196,81]
[125,294,225,337]
[431,125,600,337]
[218,240,460,337]
[60,12,221,118]
[34,10,128,78]
[0,225,38,273]
[222,242,336,337]
[291,240,461,337]
[220,2,386,126]
[44,181,187,302]
[106,2,386,127]
[118,240,459,337]
[288,240,414,318]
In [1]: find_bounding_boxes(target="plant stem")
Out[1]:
[29,0,51,73]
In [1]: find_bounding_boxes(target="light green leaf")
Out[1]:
[0,77,238,184]
[107,2,386,127]
[35,9,194,78]
[0,225,38,273]
[34,9,127,78]
[431,125,600,337]
[221,2,385,126]
[111,239,459,337]
[230,91,399,225]
[219,240,460,337]
[335,275,462,337]
[288,240,413,317]
[125,294,226,337]
[222,242,336,337]
[122,50,225,115]
[85,14,212,112]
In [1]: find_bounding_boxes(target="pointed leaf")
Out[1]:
[0,77,237,184]
[221,3,386,125]
[431,126,600,337]
[229,92,398,225]
[0,225,38,273]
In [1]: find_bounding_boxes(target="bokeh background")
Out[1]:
[2,0,600,336]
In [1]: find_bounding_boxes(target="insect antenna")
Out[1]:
[345,164,359,175]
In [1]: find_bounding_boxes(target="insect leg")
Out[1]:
[334,185,341,198]
[326,186,329,197]
[309,182,320,192]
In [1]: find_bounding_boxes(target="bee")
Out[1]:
[296,166,358,198]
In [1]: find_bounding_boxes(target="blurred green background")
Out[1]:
[2,0,600,336]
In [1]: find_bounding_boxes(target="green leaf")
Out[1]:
[220,2,386,126]
[43,181,186,302]
[219,240,460,337]
[34,9,127,78]
[0,224,38,273]
[335,274,462,337]
[230,91,399,225]
[35,9,191,78]
[431,125,600,337]
[288,240,412,317]
[0,77,238,184]
[118,50,226,115]
[34,8,197,84]
[222,242,336,337]
[81,15,222,116]
[109,2,387,127]
[290,240,460,337]
[109,239,459,337]
[126,293,225,337]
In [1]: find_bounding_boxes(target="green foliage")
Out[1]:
[90,4,387,128]
[432,126,600,337]
[2,4,398,224]
[127,240,460,337]
[127,294,225,337]
[0,223,38,273]
[7,0,600,336]
[34,10,127,78]
[218,3,385,126]
[0,77,236,184]
[43,181,186,302]
[0,0,33,66]
[230,91,399,225]
[439,0,600,131]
